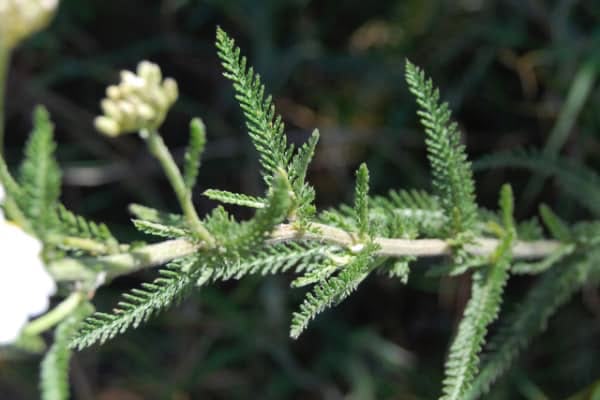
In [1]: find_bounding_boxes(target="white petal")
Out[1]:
[0,220,55,345]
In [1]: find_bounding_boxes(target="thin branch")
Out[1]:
[47,222,561,283]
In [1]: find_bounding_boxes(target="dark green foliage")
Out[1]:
[70,258,201,350]
[40,302,93,400]
[183,118,206,191]
[476,149,600,216]
[405,60,477,236]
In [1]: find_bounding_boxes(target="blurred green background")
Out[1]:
[1,0,600,399]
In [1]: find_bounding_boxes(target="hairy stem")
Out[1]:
[48,222,561,283]
[143,129,215,247]
[0,46,11,156]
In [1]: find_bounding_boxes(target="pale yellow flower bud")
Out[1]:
[101,99,121,121]
[163,78,179,104]
[106,85,121,100]
[94,116,120,137]
[0,0,59,49]
[95,60,178,137]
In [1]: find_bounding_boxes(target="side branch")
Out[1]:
[48,223,561,282]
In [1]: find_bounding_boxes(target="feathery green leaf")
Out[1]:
[203,189,266,208]
[183,118,206,191]
[290,243,379,339]
[216,27,292,184]
[132,219,190,239]
[440,249,511,400]
[289,129,319,193]
[40,302,93,400]
[405,60,477,235]
[440,187,515,400]
[128,204,184,226]
[17,106,61,236]
[465,250,598,399]
[71,258,201,350]
[354,163,370,238]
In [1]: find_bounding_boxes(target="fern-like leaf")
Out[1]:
[371,189,445,236]
[71,258,201,350]
[290,243,379,339]
[465,250,598,399]
[183,118,207,191]
[440,185,515,400]
[132,219,189,239]
[216,27,292,184]
[405,60,477,235]
[211,242,339,281]
[129,203,184,226]
[203,189,266,208]
[40,302,93,400]
[288,129,319,193]
[354,163,370,238]
[440,252,510,400]
[17,106,62,236]
[56,204,119,253]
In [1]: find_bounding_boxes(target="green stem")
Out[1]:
[0,46,10,156]
[144,129,215,247]
[22,292,85,336]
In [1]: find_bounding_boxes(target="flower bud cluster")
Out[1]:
[0,0,59,49]
[94,61,179,137]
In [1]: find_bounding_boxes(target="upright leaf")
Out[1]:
[183,118,206,191]
[18,106,61,236]
[405,60,477,236]
[354,163,370,238]
[215,27,292,185]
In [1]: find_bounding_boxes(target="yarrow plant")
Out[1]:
[0,6,599,399]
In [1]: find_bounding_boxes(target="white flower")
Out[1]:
[0,0,59,49]
[0,184,56,345]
